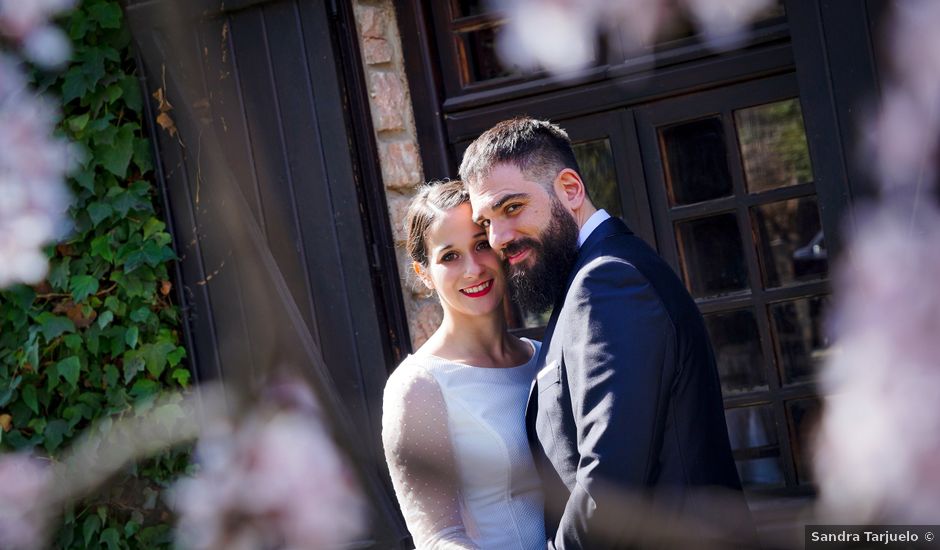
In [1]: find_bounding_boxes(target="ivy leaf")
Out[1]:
[74,168,96,192]
[64,333,83,351]
[68,113,90,133]
[44,419,69,452]
[119,75,142,112]
[125,325,138,349]
[48,257,71,291]
[70,275,99,302]
[68,9,91,41]
[83,515,101,547]
[142,341,175,377]
[129,307,150,323]
[130,379,159,399]
[89,2,122,29]
[22,384,39,414]
[37,313,75,340]
[123,351,145,384]
[87,202,113,226]
[98,124,135,177]
[170,368,190,387]
[91,234,114,263]
[142,218,165,240]
[104,364,119,387]
[167,346,186,367]
[97,310,114,329]
[56,357,82,389]
[0,375,22,405]
[133,137,153,174]
[99,527,121,550]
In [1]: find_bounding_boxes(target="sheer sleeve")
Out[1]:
[382,364,479,549]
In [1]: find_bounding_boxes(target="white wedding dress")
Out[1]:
[382,338,546,549]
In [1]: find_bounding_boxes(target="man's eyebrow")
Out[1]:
[490,193,528,212]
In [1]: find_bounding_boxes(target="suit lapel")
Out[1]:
[525,217,632,436]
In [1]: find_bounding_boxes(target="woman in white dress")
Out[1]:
[382,181,546,549]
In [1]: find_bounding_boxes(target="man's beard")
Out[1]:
[504,198,580,314]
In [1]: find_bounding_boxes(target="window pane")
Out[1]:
[752,196,828,288]
[572,139,623,219]
[725,405,778,450]
[770,296,831,385]
[725,405,786,487]
[734,98,813,193]
[660,117,733,206]
[704,309,768,395]
[456,26,521,83]
[675,213,748,298]
[787,398,821,484]
[735,456,786,487]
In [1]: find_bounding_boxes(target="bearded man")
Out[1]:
[460,117,749,549]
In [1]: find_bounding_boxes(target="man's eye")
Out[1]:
[480,219,491,228]
[506,203,521,214]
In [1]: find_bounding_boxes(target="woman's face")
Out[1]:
[420,202,505,318]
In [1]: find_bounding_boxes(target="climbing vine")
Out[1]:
[0,0,190,547]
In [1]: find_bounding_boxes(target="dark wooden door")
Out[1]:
[125,0,407,546]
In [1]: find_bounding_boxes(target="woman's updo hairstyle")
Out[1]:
[405,180,470,267]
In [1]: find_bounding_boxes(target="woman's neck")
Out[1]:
[420,308,527,368]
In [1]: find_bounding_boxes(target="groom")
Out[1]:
[461,117,747,549]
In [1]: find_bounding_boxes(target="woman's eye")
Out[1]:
[476,241,491,251]
[442,252,457,262]
[480,219,491,228]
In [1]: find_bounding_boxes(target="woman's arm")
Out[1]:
[382,365,479,549]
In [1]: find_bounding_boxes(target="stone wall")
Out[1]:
[352,0,442,350]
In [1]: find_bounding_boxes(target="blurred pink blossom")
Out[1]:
[815,205,940,523]
[816,0,940,523]
[0,70,73,288]
[0,453,52,550]
[172,409,366,550]
[0,0,75,67]
[0,0,75,290]
[491,0,774,76]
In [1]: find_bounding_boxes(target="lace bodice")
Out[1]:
[382,339,545,549]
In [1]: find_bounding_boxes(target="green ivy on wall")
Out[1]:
[0,0,190,547]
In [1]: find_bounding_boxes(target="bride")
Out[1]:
[382,180,545,549]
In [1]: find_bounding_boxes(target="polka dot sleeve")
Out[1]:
[382,364,480,549]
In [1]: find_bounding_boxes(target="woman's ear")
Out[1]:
[413,261,434,291]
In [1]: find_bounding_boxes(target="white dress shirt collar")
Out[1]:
[578,209,611,248]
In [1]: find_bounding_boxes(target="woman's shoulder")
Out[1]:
[520,337,542,359]
[383,355,444,403]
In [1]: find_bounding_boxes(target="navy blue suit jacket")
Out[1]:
[527,217,745,549]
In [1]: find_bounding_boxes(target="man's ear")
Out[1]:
[553,168,586,210]
[413,261,434,290]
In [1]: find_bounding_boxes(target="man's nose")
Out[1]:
[488,222,513,253]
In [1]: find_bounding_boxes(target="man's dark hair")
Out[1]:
[459,117,582,191]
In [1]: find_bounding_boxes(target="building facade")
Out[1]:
[126,0,888,546]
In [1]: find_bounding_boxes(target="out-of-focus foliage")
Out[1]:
[0,0,190,547]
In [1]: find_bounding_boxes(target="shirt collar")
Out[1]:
[578,209,611,248]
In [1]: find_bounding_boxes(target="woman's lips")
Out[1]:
[460,279,493,298]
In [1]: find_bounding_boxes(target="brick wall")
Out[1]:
[352,1,442,351]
